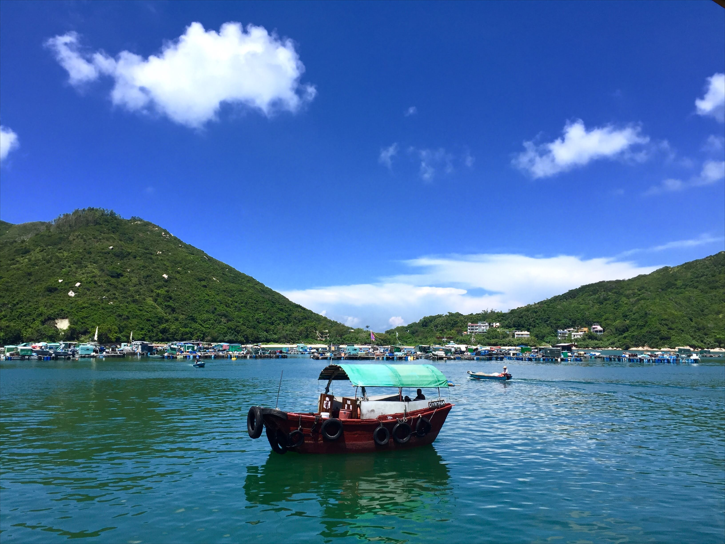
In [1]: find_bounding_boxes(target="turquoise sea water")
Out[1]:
[1,357,723,543]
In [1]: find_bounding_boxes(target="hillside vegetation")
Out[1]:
[386,252,725,349]
[0,209,359,344]
[3,209,722,348]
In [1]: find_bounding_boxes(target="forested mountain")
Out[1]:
[386,252,725,349]
[2,209,722,348]
[0,209,355,344]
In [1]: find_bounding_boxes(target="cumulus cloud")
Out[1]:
[379,143,398,169]
[645,160,725,195]
[281,253,658,331]
[695,73,725,123]
[46,22,316,128]
[513,119,650,178]
[389,316,406,327]
[699,160,725,184]
[0,126,20,162]
[45,32,101,85]
[702,134,725,154]
[404,106,417,117]
[343,316,361,328]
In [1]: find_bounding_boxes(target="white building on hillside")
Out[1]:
[514,331,530,339]
[468,322,489,334]
[591,323,604,335]
[558,328,576,339]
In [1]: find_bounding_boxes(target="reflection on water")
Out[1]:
[1,358,723,543]
[245,446,451,539]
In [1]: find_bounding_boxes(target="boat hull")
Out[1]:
[468,372,511,381]
[260,404,453,454]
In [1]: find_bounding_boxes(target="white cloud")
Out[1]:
[513,119,650,178]
[389,316,406,327]
[463,150,475,168]
[379,143,398,169]
[619,233,724,256]
[651,234,724,252]
[646,160,725,195]
[281,253,657,331]
[45,32,101,85]
[343,316,361,328]
[46,22,315,128]
[702,134,725,154]
[409,147,454,181]
[0,126,19,162]
[645,178,685,195]
[698,160,725,184]
[404,106,417,117]
[380,144,473,180]
[695,73,725,123]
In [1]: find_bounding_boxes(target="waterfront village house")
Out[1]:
[591,323,604,335]
[467,322,490,334]
[514,331,531,339]
[558,326,595,340]
[558,328,576,339]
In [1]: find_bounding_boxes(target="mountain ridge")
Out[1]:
[385,252,725,349]
[2,209,723,349]
[0,209,355,344]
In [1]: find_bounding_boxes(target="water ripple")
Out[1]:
[1,358,723,543]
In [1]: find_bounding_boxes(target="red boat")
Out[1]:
[246,363,453,454]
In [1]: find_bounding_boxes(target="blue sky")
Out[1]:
[1,1,724,330]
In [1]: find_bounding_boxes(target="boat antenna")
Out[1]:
[275,370,284,409]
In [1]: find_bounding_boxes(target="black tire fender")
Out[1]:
[415,417,432,437]
[288,429,304,448]
[266,426,288,454]
[392,422,413,444]
[373,425,390,446]
[247,406,264,439]
[321,418,343,441]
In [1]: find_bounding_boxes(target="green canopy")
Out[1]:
[318,364,448,388]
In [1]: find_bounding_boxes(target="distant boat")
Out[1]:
[467,370,512,381]
[193,361,205,368]
[78,344,98,358]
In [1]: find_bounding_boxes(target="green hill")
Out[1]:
[386,252,725,349]
[0,209,356,344]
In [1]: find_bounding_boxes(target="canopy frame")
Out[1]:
[318,364,449,393]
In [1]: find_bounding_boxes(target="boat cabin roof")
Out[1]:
[318,364,449,388]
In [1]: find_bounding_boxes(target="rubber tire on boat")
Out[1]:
[415,417,432,437]
[321,418,343,441]
[373,425,390,446]
[288,429,304,448]
[266,426,288,454]
[247,406,264,439]
[392,422,413,444]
